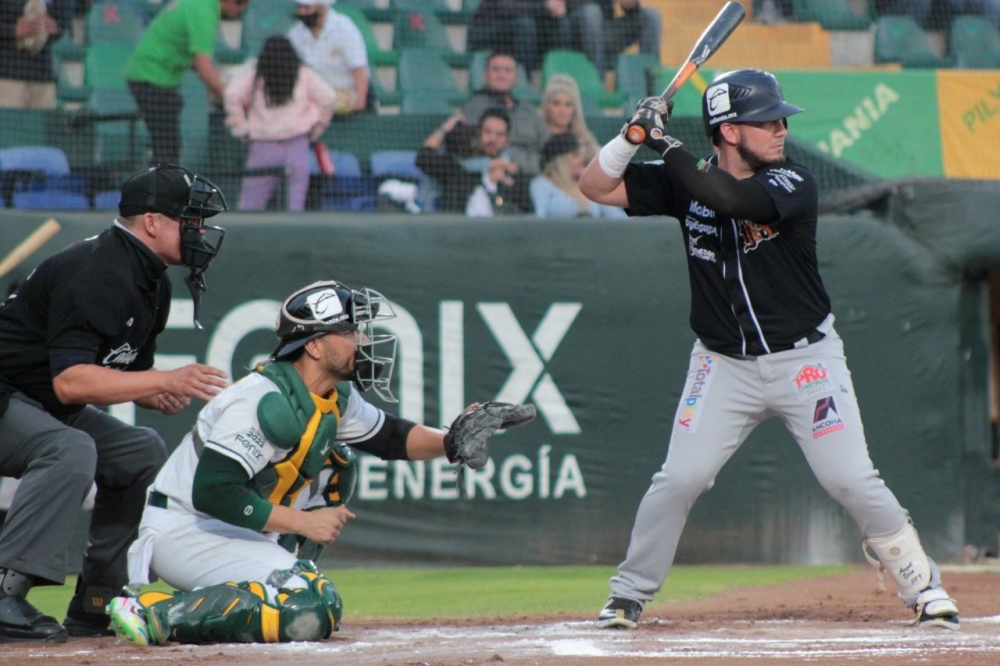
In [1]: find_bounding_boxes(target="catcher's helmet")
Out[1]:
[701,69,803,137]
[273,280,398,402]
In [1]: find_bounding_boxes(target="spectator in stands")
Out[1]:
[416,108,532,216]
[0,0,74,109]
[288,0,372,114]
[555,1,662,78]
[467,0,572,73]
[541,74,599,163]
[461,51,548,176]
[224,35,337,212]
[531,133,626,218]
[126,0,251,166]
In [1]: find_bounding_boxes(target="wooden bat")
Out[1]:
[0,218,62,280]
[626,1,746,145]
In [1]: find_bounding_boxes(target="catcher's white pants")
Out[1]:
[127,499,299,593]
[609,330,910,602]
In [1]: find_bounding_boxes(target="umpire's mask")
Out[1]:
[272,280,398,403]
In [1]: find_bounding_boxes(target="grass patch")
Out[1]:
[30,565,850,621]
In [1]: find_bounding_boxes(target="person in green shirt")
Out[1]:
[126,0,250,165]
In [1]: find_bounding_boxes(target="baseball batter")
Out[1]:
[579,69,960,630]
[106,280,534,645]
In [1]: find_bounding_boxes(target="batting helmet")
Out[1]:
[701,69,803,137]
[273,281,398,402]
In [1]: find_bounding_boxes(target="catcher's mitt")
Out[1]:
[444,401,537,471]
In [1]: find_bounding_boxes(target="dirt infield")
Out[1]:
[1,567,998,665]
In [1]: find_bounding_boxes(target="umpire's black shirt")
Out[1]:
[0,222,171,418]
[623,156,831,357]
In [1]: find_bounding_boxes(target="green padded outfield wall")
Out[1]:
[0,179,997,567]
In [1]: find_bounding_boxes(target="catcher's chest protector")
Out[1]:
[252,362,350,506]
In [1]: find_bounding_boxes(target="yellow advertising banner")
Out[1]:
[937,70,1000,179]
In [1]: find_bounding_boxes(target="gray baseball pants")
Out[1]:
[609,331,910,602]
[0,393,166,589]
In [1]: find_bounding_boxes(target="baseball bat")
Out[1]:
[625,1,746,145]
[0,218,61,280]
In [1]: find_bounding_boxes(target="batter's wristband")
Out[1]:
[598,135,640,179]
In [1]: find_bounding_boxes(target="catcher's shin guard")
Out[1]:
[137,561,343,644]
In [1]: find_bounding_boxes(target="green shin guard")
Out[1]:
[141,561,343,644]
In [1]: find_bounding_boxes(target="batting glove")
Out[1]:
[623,97,682,157]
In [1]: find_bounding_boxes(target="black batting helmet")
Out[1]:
[702,69,803,137]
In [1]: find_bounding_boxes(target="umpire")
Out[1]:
[0,164,231,642]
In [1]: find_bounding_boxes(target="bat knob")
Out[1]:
[625,125,645,145]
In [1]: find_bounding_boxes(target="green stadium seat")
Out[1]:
[468,50,539,103]
[241,3,298,57]
[615,53,658,111]
[792,0,870,30]
[337,5,399,67]
[84,42,133,89]
[542,50,622,109]
[397,49,464,105]
[85,1,146,45]
[873,15,952,68]
[401,89,459,114]
[949,15,1000,69]
[391,5,466,67]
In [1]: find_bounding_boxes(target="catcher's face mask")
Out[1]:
[273,281,398,402]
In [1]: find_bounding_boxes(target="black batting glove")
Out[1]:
[622,96,681,157]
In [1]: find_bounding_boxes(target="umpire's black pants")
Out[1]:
[0,394,166,590]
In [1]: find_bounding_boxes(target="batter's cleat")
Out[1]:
[598,596,642,629]
[913,587,960,630]
[106,597,151,646]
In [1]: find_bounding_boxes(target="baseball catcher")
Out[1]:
[106,280,535,645]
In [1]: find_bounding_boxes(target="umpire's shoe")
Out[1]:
[0,567,66,643]
[598,596,643,629]
[63,579,116,637]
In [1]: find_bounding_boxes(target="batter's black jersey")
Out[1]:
[623,157,831,356]
[0,223,171,418]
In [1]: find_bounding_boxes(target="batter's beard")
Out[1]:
[736,141,785,171]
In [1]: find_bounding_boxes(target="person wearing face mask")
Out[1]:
[0,165,231,642]
[287,0,372,114]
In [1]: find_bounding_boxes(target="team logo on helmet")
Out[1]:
[306,289,348,324]
[706,83,732,117]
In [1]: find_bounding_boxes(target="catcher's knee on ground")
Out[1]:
[123,561,342,644]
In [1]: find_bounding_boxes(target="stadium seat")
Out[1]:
[0,146,95,208]
[241,3,298,58]
[401,89,459,114]
[370,150,424,182]
[542,50,623,109]
[84,42,133,89]
[12,191,90,210]
[309,148,377,211]
[873,15,952,68]
[93,189,122,210]
[949,15,1000,69]
[615,53,658,111]
[85,1,146,45]
[84,87,147,170]
[792,0,870,30]
[337,6,399,68]
[397,49,463,100]
[391,5,466,67]
[468,50,539,103]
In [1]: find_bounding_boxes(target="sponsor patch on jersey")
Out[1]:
[677,354,718,433]
[765,167,804,194]
[812,396,845,439]
[235,428,265,464]
[687,234,717,263]
[792,363,830,400]
[736,220,778,252]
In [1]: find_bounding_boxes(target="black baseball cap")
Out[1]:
[540,133,579,170]
[118,164,227,219]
